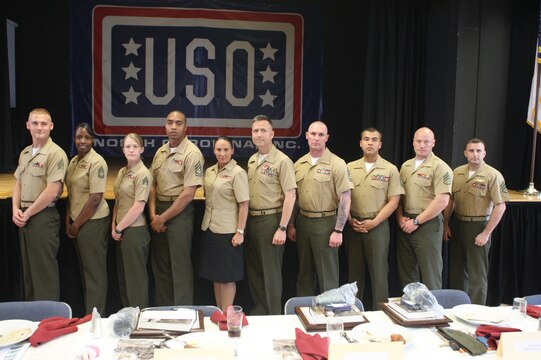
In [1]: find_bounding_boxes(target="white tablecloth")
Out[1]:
[20,307,539,360]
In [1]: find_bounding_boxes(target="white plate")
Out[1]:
[166,332,234,349]
[452,304,506,325]
[350,323,413,347]
[0,320,37,348]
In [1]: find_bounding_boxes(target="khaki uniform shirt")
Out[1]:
[150,137,204,197]
[114,160,151,227]
[294,148,353,212]
[400,152,452,214]
[66,148,110,220]
[452,161,509,216]
[202,159,249,233]
[247,145,296,210]
[348,155,404,216]
[14,137,68,204]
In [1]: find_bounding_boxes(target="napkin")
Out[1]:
[526,304,541,318]
[294,328,328,360]
[210,308,249,331]
[475,325,521,349]
[29,314,92,346]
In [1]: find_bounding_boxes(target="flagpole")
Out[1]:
[524,58,540,195]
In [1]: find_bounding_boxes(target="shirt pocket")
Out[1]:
[468,183,487,197]
[313,171,331,183]
[29,165,46,177]
[413,176,431,188]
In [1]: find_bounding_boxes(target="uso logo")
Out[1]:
[92,6,303,137]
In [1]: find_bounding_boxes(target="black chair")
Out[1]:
[284,296,364,315]
[524,294,541,305]
[430,289,471,309]
[0,301,72,321]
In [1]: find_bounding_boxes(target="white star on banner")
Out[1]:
[122,38,141,56]
[122,62,141,80]
[259,66,278,84]
[122,86,141,104]
[260,43,278,61]
[259,89,277,107]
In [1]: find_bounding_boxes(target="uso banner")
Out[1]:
[70,0,324,158]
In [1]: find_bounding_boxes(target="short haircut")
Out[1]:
[124,133,144,148]
[361,127,382,141]
[28,108,52,121]
[466,137,486,148]
[74,123,96,138]
[252,114,273,127]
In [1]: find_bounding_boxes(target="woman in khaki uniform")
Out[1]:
[112,133,152,308]
[199,136,249,311]
[65,123,110,314]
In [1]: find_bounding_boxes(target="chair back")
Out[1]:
[524,294,541,305]
[430,289,471,309]
[0,301,72,321]
[284,296,364,315]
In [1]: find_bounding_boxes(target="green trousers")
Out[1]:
[449,218,490,305]
[151,201,194,306]
[19,206,60,301]
[295,214,339,296]
[74,215,110,314]
[344,219,389,310]
[397,213,443,289]
[246,212,284,315]
[116,225,150,308]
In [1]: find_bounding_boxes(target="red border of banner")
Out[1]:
[92,6,303,137]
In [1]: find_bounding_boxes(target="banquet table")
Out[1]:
[18,306,540,360]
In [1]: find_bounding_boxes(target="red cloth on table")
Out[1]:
[294,327,328,360]
[210,308,249,331]
[475,325,521,350]
[526,304,541,318]
[29,315,92,346]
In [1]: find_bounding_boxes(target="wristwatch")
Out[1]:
[278,225,287,231]
[333,229,343,234]
[412,218,420,226]
[114,227,122,235]
[236,228,244,235]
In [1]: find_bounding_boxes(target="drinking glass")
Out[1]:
[326,317,344,346]
[513,297,527,317]
[227,305,243,338]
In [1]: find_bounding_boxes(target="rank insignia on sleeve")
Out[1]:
[142,176,149,186]
[443,172,451,185]
[500,182,508,193]
[195,161,203,177]
[58,159,64,170]
[98,166,105,179]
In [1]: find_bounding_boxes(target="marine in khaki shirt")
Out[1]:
[345,128,404,308]
[246,116,297,315]
[396,127,452,290]
[148,111,204,306]
[66,148,109,221]
[113,159,151,228]
[288,121,353,295]
[443,138,508,304]
[15,137,67,205]
[247,145,297,211]
[12,108,68,301]
[202,159,249,234]
[150,136,203,198]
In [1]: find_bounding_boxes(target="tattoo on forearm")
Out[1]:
[336,199,348,230]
